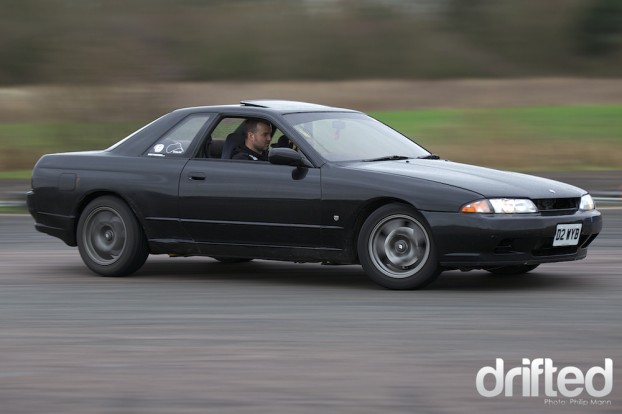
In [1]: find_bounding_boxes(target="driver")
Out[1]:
[232,119,272,161]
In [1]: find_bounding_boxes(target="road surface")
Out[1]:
[0,211,620,414]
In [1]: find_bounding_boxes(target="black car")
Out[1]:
[27,100,602,289]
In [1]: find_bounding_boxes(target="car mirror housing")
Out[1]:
[269,147,305,167]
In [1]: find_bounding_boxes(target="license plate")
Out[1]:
[553,223,582,247]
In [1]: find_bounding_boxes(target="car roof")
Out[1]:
[111,100,360,156]
[175,100,358,115]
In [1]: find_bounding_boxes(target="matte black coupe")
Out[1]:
[28,100,602,289]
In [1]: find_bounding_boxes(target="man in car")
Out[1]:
[232,119,272,161]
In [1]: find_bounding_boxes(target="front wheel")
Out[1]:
[77,196,149,277]
[357,204,440,290]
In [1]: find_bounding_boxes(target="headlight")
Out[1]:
[461,198,538,214]
[579,194,595,211]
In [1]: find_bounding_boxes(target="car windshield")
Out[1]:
[283,112,430,162]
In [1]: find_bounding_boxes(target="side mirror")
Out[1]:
[269,147,305,167]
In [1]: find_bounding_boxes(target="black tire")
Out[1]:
[77,196,149,277]
[212,257,253,264]
[486,264,539,276]
[357,203,440,290]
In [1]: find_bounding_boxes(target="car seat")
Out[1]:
[221,132,246,159]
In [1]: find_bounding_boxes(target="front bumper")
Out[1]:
[422,209,602,269]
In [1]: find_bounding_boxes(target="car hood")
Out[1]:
[347,159,585,199]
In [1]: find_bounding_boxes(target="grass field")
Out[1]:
[1,104,621,175]
[372,105,622,171]
[0,121,142,172]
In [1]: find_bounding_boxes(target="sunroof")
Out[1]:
[240,100,332,110]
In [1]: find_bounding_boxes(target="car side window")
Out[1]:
[146,114,211,158]
[205,118,245,159]
[207,117,288,160]
[211,118,245,141]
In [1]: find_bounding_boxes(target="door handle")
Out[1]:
[188,172,206,181]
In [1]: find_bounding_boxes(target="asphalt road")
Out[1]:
[1,211,620,414]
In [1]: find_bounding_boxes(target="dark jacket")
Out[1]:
[232,145,268,161]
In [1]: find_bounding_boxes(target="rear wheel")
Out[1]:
[357,204,440,290]
[77,196,149,277]
[486,264,539,276]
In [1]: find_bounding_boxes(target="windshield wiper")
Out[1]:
[363,155,412,162]
[416,154,440,160]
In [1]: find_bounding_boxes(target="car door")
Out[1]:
[178,157,323,257]
[135,112,214,245]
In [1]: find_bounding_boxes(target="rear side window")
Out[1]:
[146,114,211,158]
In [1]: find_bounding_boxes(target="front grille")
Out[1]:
[533,198,579,216]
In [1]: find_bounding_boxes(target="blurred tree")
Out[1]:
[0,0,620,85]
[575,0,622,55]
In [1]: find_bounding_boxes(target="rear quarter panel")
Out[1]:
[29,151,189,246]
